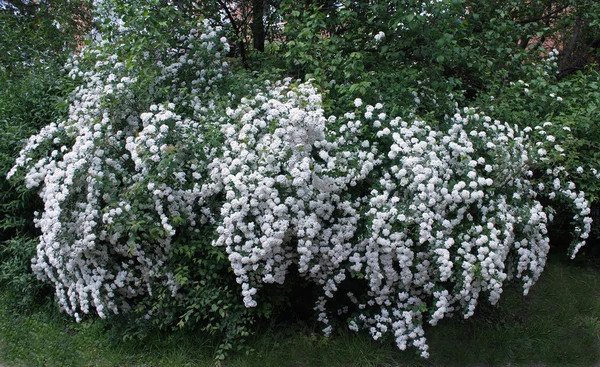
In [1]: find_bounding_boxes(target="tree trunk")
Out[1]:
[251,0,265,52]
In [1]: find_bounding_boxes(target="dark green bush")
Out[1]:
[0,0,87,309]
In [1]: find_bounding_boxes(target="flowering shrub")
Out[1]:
[7,1,595,359]
[337,109,591,356]
[475,62,600,251]
[213,88,592,356]
[7,13,232,321]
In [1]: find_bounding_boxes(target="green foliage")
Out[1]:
[0,57,77,310]
[143,231,259,360]
[0,0,91,78]
[0,0,91,320]
[0,235,50,310]
[476,65,600,203]
[278,0,600,119]
[279,0,545,115]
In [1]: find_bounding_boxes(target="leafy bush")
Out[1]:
[472,61,600,251]
[0,0,91,310]
[0,55,76,310]
[5,2,262,356]
[5,0,599,360]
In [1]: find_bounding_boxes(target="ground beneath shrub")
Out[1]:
[0,252,598,367]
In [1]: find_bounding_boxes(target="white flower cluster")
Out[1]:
[8,18,229,321]
[8,10,594,359]
[374,31,386,42]
[214,80,378,307]
[212,91,592,357]
[524,122,593,259]
[544,49,560,73]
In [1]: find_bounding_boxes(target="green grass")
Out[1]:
[425,252,600,367]
[0,252,598,367]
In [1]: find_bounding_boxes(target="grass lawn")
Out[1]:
[0,251,598,367]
